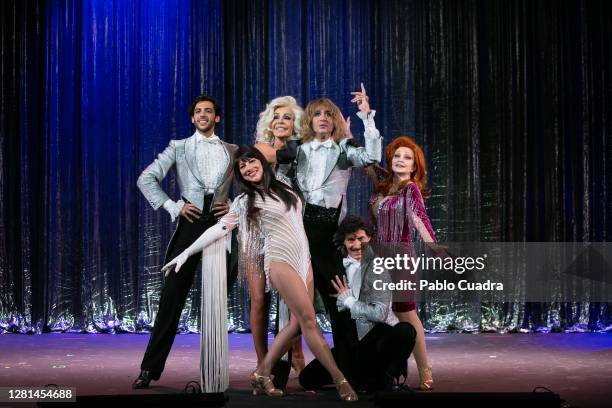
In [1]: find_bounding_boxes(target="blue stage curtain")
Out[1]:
[1,0,610,334]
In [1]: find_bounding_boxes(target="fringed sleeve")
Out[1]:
[406,184,436,243]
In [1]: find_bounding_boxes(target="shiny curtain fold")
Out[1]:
[414,0,612,331]
[1,0,610,334]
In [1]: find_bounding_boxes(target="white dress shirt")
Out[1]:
[343,255,363,303]
[303,138,333,206]
[195,132,229,193]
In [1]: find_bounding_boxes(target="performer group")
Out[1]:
[133,84,436,401]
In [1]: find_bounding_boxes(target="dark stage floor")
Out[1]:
[0,332,610,407]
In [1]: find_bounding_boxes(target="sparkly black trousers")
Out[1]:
[303,203,359,383]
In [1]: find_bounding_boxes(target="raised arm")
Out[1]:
[365,163,389,187]
[333,275,389,323]
[344,83,382,167]
[332,266,392,323]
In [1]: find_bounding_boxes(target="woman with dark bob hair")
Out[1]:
[163,145,358,402]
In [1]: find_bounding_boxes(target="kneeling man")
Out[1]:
[299,215,416,391]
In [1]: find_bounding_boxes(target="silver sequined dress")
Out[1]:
[223,190,310,289]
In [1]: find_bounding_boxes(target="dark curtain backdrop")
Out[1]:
[1,0,610,334]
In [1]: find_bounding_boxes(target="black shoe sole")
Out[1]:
[132,371,161,389]
[132,380,151,389]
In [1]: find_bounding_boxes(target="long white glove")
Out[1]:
[161,222,231,276]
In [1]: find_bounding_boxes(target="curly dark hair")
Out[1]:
[188,94,221,118]
[333,215,373,250]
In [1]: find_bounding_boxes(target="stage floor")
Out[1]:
[0,332,610,407]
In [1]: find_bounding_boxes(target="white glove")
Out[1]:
[162,251,190,277]
[336,290,357,310]
[161,222,231,276]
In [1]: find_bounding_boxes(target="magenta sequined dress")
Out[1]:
[369,177,437,312]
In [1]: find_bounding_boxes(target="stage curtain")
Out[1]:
[1,0,610,334]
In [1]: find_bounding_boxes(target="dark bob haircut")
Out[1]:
[232,145,300,226]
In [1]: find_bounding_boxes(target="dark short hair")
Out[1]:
[188,95,221,118]
[333,215,373,248]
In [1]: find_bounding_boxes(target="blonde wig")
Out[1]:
[300,97,347,143]
[255,96,304,145]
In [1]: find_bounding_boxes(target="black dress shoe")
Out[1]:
[132,370,161,389]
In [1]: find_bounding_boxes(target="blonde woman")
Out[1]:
[254,95,303,180]
[251,96,306,378]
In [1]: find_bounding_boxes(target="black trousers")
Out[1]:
[302,204,360,382]
[299,322,417,391]
[140,195,237,375]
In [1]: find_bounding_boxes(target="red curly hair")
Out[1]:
[377,136,430,199]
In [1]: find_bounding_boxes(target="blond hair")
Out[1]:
[255,96,304,145]
[300,98,347,143]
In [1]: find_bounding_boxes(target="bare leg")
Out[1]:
[396,310,433,389]
[291,337,305,373]
[395,310,429,369]
[290,268,314,373]
[246,267,270,364]
[258,264,316,365]
[256,263,344,383]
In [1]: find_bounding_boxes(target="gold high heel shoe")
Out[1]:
[418,366,434,390]
[335,378,358,402]
[250,371,284,397]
